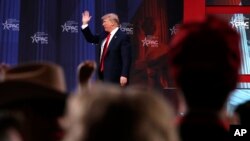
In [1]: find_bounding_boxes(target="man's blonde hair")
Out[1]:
[101,13,119,26]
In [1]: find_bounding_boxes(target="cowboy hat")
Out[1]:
[0,62,67,111]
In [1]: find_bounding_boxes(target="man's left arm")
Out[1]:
[120,34,132,86]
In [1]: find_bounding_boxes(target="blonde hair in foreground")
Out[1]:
[62,83,179,141]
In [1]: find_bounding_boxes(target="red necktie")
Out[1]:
[100,33,111,72]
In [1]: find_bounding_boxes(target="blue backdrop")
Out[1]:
[0,0,183,92]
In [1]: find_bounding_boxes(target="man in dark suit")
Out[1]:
[81,10,131,86]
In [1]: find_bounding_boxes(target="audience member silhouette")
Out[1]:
[167,15,241,141]
[0,62,68,141]
[61,83,179,141]
[76,60,96,91]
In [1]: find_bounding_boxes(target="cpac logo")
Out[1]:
[2,19,19,31]
[141,35,159,48]
[30,32,48,44]
[61,21,78,33]
[170,24,180,35]
[234,129,247,136]
[120,23,134,35]
[230,17,249,29]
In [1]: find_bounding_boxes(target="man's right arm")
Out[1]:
[81,10,99,44]
[82,10,91,25]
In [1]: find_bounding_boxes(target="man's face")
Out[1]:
[102,18,114,32]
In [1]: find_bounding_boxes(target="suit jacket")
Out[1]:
[81,26,131,84]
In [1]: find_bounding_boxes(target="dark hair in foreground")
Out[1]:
[168,15,241,111]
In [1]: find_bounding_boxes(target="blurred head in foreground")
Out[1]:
[168,15,241,112]
[62,83,179,141]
